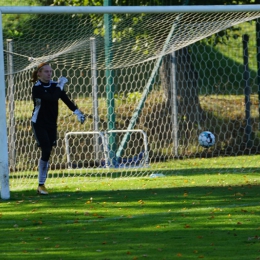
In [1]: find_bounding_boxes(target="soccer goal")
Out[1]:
[64,129,149,169]
[1,5,260,199]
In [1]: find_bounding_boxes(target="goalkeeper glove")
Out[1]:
[57,76,68,91]
[74,109,86,124]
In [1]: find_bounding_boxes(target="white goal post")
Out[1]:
[1,4,260,199]
[0,12,9,200]
[65,129,149,169]
[0,5,260,14]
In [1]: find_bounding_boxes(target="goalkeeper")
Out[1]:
[30,62,85,195]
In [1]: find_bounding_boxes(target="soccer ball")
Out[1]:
[198,131,215,148]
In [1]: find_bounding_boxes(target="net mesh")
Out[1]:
[5,11,260,73]
[3,9,260,189]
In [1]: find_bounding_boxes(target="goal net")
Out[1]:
[2,5,260,198]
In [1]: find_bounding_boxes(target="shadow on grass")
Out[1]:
[1,177,260,260]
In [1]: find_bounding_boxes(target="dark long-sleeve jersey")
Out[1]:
[31,80,77,127]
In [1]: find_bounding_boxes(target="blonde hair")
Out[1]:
[30,62,49,83]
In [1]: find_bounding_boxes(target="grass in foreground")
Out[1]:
[1,171,260,260]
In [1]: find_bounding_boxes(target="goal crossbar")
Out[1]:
[0,5,260,14]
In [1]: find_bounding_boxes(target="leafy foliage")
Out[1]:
[115,91,142,104]
[51,0,255,5]
[2,0,255,44]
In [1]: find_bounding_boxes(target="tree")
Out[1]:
[51,0,254,6]
[48,0,257,141]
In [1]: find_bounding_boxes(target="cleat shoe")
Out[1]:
[37,185,48,195]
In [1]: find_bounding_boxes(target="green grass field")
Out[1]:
[1,156,260,260]
[0,3,260,259]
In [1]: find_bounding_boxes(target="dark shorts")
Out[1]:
[31,122,57,147]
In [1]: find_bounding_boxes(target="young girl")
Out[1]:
[31,63,85,195]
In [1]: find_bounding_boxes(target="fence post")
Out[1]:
[90,37,102,161]
[7,39,16,170]
[170,51,179,157]
[242,34,252,148]
[104,0,117,166]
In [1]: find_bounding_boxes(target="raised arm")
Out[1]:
[58,77,86,124]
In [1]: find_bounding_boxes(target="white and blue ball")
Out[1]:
[198,131,215,148]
